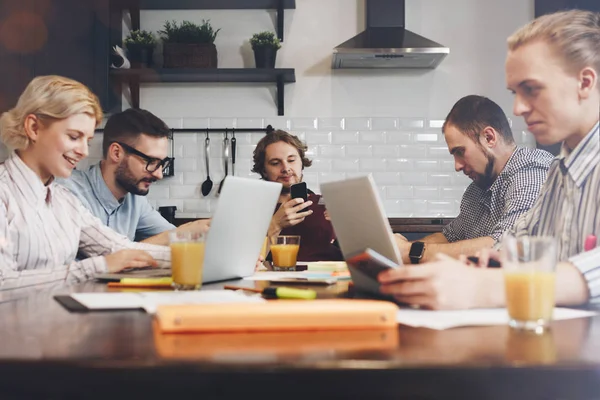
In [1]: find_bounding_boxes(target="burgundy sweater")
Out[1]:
[274,192,344,262]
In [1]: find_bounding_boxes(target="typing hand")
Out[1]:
[179,219,211,234]
[473,248,501,268]
[105,250,158,272]
[377,253,503,310]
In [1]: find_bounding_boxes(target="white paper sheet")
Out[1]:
[245,271,339,281]
[395,307,597,330]
[70,291,265,314]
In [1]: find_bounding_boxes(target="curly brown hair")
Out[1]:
[252,130,313,179]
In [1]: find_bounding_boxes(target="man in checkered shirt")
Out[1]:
[396,95,554,264]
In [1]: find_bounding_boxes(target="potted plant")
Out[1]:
[124,29,156,68]
[250,31,281,68]
[159,20,220,68]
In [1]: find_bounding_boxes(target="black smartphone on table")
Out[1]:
[290,182,308,202]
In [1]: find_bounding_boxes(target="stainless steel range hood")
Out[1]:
[332,0,449,69]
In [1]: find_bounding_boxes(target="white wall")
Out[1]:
[0,0,537,218]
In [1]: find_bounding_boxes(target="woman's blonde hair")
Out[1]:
[508,10,600,78]
[0,75,103,150]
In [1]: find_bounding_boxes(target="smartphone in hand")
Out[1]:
[346,248,400,280]
[291,182,308,202]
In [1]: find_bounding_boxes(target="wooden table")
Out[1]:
[0,280,599,399]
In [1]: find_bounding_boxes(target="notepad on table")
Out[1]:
[395,307,597,330]
[55,291,265,313]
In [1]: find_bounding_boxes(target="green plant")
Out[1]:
[124,29,156,47]
[159,20,220,44]
[250,31,281,50]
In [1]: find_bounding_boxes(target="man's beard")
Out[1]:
[115,158,156,196]
[279,173,302,195]
[473,151,496,190]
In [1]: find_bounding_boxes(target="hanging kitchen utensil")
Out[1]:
[217,129,229,195]
[231,128,236,176]
[201,129,213,196]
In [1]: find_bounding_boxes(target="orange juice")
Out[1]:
[270,244,300,269]
[170,242,205,288]
[505,271,556,322]
[505,329,556,364]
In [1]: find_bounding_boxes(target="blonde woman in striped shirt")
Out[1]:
[377,9,600,309]
[0,75,170,291]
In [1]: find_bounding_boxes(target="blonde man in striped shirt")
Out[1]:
[0,75,170,291]
[377,9,600,310]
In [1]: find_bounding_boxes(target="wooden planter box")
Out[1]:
[163,43,217,68]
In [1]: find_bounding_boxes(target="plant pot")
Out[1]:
[126,44,154,68]
[253,46,278,68]
[163,43,218,68]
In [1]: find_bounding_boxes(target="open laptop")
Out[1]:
[320,175,402,296]
[96,176,281,283]
[202,176,281,283]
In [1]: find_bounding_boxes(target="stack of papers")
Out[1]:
[395,307,597,330]
[69,291,265,314]
[305,261,348,272]
[245,271,350,284]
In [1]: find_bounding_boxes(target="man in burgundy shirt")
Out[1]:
[252,130,343,261]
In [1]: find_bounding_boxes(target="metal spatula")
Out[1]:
[201,130,213,196]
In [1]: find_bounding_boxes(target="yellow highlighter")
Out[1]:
[224,285,317,300]
[108,277,173,288]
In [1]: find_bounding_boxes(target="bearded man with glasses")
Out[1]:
[58,108,209,245]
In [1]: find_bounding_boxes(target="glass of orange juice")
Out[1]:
[501,236,557,332]
[270,235,301,271]
[169,231,206,290]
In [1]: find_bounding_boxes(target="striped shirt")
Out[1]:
[512,121,600,303]
[443,147,554,242]
[0,152,170,292]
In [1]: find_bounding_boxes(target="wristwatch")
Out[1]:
[409,241,426,264]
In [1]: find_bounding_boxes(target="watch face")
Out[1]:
[409,242,425,257]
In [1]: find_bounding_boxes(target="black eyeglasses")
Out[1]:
[113,141,173,173]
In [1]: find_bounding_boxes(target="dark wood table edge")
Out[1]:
[0,361,598,399]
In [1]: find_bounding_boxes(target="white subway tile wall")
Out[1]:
[0,116,537,218]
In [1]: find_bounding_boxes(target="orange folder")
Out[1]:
[155,299,398,333]
[153,320,399,359]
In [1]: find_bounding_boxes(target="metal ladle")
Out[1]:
[201,130,213,196]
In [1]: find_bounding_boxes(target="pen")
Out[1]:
[467,256,502,268]
[223,285,317,300]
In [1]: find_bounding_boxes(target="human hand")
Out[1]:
[474,248,501,268]
[180,219,211,234]
[255,254,266,271]
[324,209,330,221]
[394,233,411,260]
[395,233,408,242]
[105,250,158,272]
[377,253,504,310]
[272,198,313,230]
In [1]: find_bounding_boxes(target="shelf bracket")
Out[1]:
[276,74,284,116]
[276,0,284,42]
[129,0,141,31]
[129,77,140,109]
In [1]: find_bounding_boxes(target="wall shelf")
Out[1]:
[110,68,295,115]
[127,0,296,41]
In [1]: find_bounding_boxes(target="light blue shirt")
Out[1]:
[57,162,175,241]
